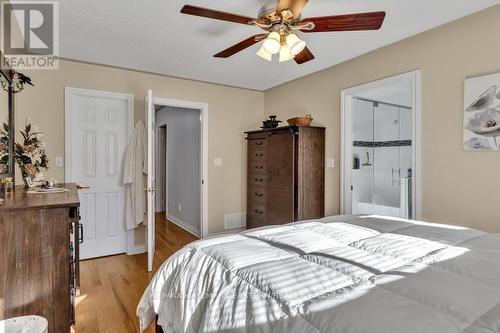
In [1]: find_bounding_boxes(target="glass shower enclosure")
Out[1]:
[351,98,413,218]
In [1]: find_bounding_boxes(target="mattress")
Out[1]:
[137,215,500,333]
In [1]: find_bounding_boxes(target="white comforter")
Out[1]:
[137,215,500,333]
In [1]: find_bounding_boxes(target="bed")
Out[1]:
[137,215,500,333]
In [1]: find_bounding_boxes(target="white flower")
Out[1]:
[465,107,500,137]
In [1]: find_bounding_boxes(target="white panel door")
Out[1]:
[66,88,131,259]
[146,89,156,272]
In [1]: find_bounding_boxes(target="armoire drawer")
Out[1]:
[247,215,268,229]
[248,138,267,149]
[249,186,266,204]
[249,148,266,161]
[249,203,266,220]
[249,161,266,174]
[249,174,266,187]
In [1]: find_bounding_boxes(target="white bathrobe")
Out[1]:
[124,121,147,230]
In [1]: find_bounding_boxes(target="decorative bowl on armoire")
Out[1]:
[261,115,282,129]
[287,114,313,127]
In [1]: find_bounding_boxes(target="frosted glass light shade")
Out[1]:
[279,44,294,62]
[256,45,272,61]
[263,32,281,55]
[286,33,306,56]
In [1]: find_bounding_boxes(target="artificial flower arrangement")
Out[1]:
[15,121,49,184]
[0,123,9,174]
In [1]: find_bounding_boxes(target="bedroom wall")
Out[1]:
[264,5,500,232]
[15,59,264,238]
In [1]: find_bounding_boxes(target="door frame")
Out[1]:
[64,87,135,254]
[152,97,209,238]
[340,70,422,219]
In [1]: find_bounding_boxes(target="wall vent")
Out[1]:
[224,213,246,230]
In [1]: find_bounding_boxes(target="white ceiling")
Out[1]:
[59,0,500,91]
[357,77,413,107]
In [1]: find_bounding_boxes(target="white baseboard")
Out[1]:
[126,243,147,255]
[206,227,245,237]
[167,214,201,238]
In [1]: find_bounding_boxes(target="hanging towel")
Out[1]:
[123,121,147,230]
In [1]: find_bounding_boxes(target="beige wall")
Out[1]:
[264,5,500,232]
[16,59,264,237]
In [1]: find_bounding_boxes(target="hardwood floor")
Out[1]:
[73,213,198,333]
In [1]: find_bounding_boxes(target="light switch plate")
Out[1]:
[55,157,63,168]
[326,158,335,168]
[214,158,223,167]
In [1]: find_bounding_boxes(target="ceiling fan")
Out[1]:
[180,0,386,64]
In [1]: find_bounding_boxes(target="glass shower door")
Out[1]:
[373,103,401,216]
[351,98,413,218]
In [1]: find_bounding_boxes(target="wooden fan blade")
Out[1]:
[301,11,386,33]
[276,0,309,19]
[181,5,255,25]
[214,35,265,58]
[294,47,315,64]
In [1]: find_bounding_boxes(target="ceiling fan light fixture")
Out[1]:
[263,32,281,55]
[286,33,306,56]
[279,44,294,63]
[256,45,272,61]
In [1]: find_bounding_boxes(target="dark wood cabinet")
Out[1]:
[0,184,81,332]
[245,126,325,229]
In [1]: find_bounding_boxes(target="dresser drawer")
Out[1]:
[249,161,266,174]
[247,215,268,229]
[249,203,266,221]
[249,174,266,187]
[249,138,267,149]
[249,149,266,161]
[249,186,266,204]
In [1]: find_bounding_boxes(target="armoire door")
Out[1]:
[266,130,294,224]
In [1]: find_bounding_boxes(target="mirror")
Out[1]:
[0,51,14,180]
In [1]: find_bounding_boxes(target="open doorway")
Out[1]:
[154,106,202,237]
[144,92,208,272]
[341,71,421,219]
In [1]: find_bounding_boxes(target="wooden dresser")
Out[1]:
[0,184,81,332]
[245,126,325,229]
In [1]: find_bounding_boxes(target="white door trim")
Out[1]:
[340,70,422,219]
[152,97,209,238]
[64,87,135,254]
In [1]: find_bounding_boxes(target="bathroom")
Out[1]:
[351,81,414,218]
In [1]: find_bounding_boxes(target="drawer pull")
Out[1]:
[78,223,84,244]
[254,165,263,169]
[254,209,264,214]
[254,178,263,182]
[254,192,263,197]
[255,153,264,157]
[255,141,264,146]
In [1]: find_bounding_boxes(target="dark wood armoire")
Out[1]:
[245,126,325,229]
